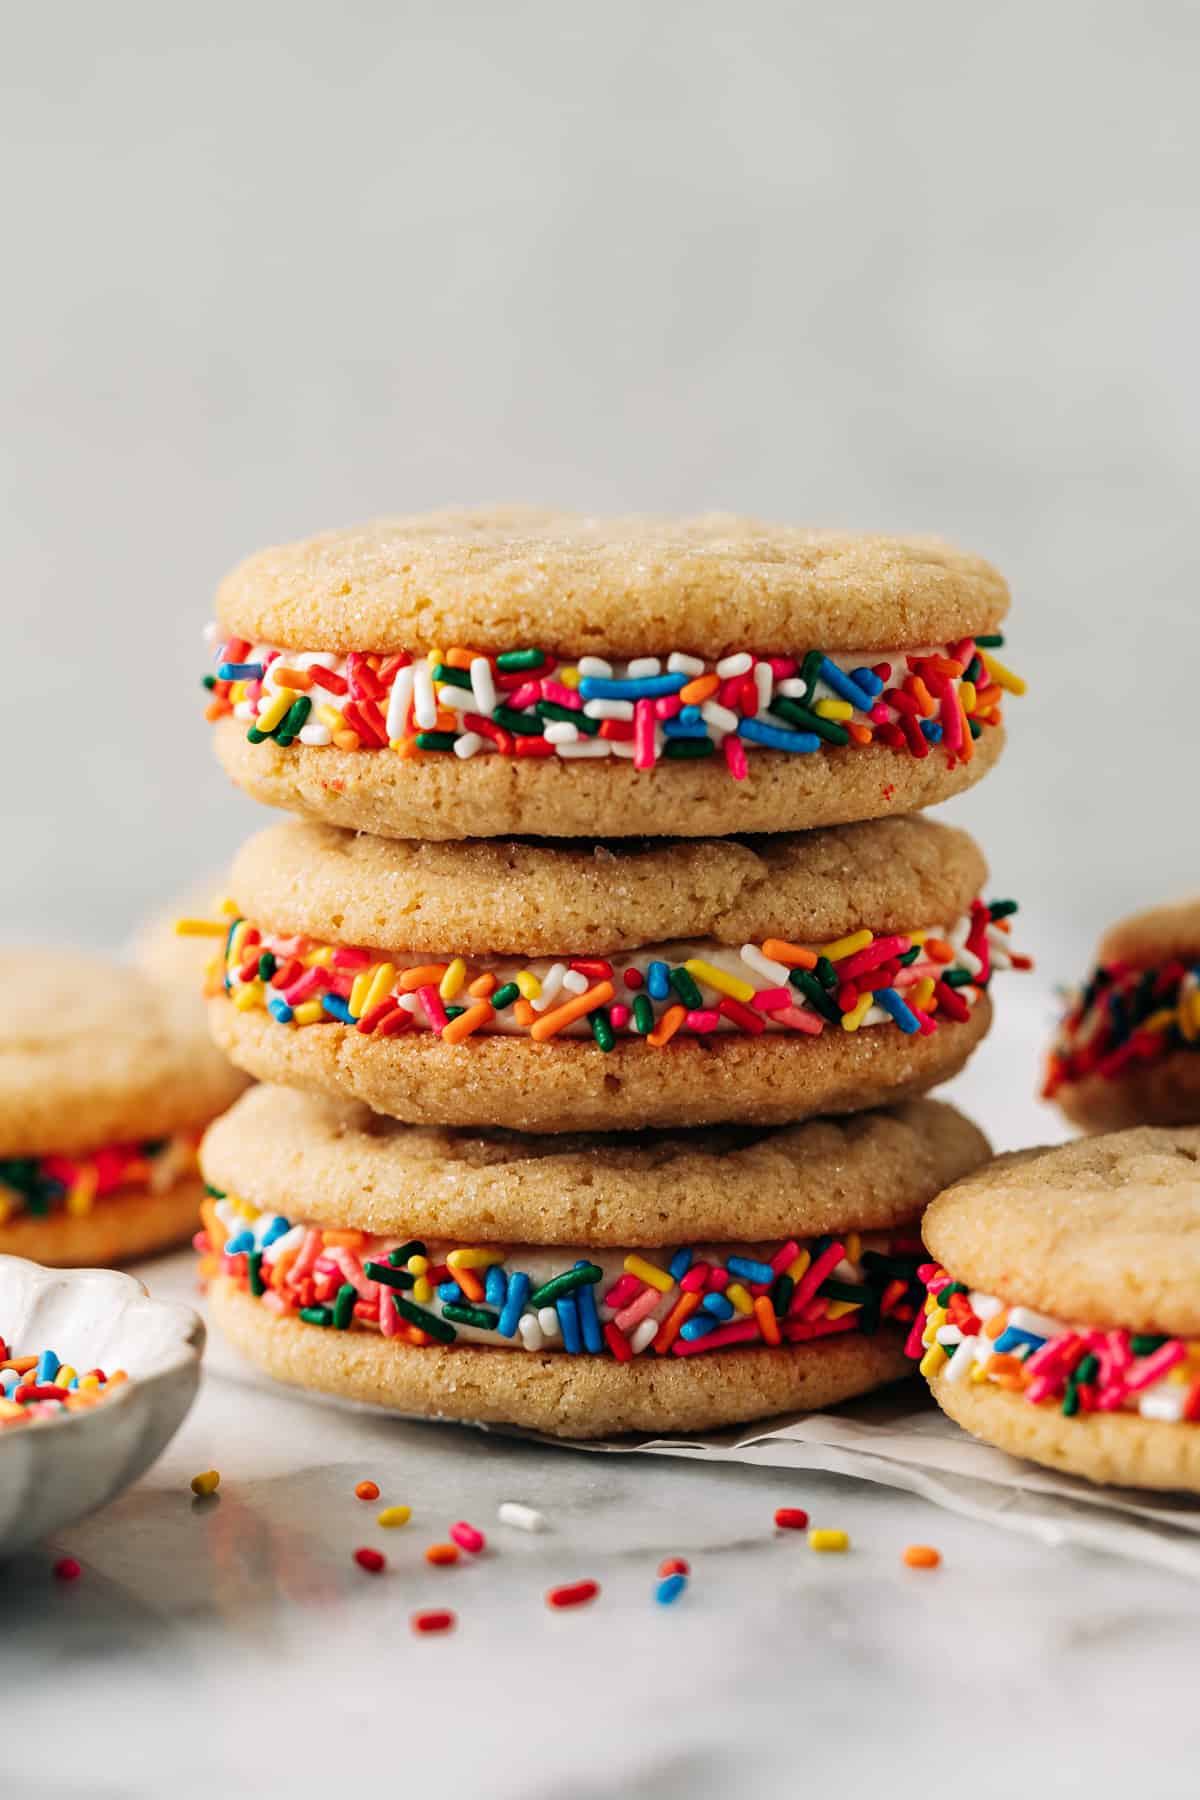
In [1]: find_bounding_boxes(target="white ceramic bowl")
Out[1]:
[0,1255,204,1555]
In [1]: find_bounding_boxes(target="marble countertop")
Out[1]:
[6,983,1200,1799]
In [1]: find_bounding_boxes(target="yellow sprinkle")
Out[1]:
[979,650,1026,696]
[76,1373,100,1391]
[227,920,250,965]
[784,1251,811,1283]
[843,1232,861,1264]
[623,1253,674,1294]
[66,1170,97,1217]
[316,703,345,732]
[841,991,874,1032]
[960,680,977,713]
[377,1505,412,1528]
[970,1360,990,1383]
[256,690,295,734]
[515,971,542,1001]
[413,1278,433,1304]
[292,1001,324,1026]
[908,930,927,946]
[232,979,265,1012]
[0,1191,13,1225]
[175,918,228,938]
[439,957,468,1002]
[1180,994,1198,1043]
[218,895,240,917]
[813,698,853,720]
[919,1344,948,1379]
[826,1300,862,1320]
[683,958,756,1005]
[349,970,373,1019]
[817,929,874,963]
[408,1255,429,1275]
[1143,1008,1175,1034]
[725,1282,755,1315]
[912,977,936,1011]
[0,1399,24,1419]
[809,1528,850,1552]
[190,1469,220,1497]
[363,962,397,1014]
[447,1246,506,1270]
[54,1365,77,1389]
[559,666,581,689]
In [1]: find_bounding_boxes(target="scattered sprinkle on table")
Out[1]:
[377,1504,411,1528]
[53,1556,81,1582]
[426,1542,459,1566]
[808,1528,850,1552]
[449,1520,485,1553]
[498,1501,544,1532]
[190,1469,220,1497]
[353,1546,386,1573]
[354,1479,379,1501]
[546,1579,599,1609]
[658,1556,689,1576]
[903,1544,941,1569]
[656,1572,687,1605]
[412,1609,456,1635]
[774,1507,809,1530]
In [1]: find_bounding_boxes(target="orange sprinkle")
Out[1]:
[903,1544,941,1569]
[678,673,721,705]
[924,938,956,963]
[355,1480,380,1501]
[441,1000,494,1045]
[270,1245,299,1289]
[513,999,537,1027]
[455,1266,485,1303]
[321,1229,367,1249]
[653,1289,701,1354]
[398,964,450,992]
[529,980,615,1042]
[0,1357,37,1375]
[426,1543,460,1566]
[271,667,313,690]
[394,736,419,759]
[332,730,361,751]
[984,1310,1010,1340]
[468,973,497,999]
[754,1295,782,1346]
[647,1002,687,1048]
[443,647,483,670]
[907,674,936,717]
[848,722,873,745]
[761,939,818,970]
[204,699,228,722]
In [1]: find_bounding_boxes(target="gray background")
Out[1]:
[3,1,1197,975]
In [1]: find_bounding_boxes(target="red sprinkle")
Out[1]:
[412,1609,456,1634]
[774,1507,810,1531]
[53,1556,81,1582]
[546,1579,599,1609]
[355,1480,380,1501]
[354,1546,386,1573]
[658,1556,690,1577]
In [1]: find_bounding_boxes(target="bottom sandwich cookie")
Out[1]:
[197,1084,989,1436]
[916,1127,1200,1491]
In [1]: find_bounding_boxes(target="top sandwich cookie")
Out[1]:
[916,1128,1200,1491]
[1044,897,1200,1132]
[204,507,1021,840]
[199,813,1027,1132]
[0,948,247,1266]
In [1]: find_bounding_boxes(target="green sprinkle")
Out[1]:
[491,982,520,1010]
[432,663,473,689]
[590,1007,615,1052]
[668,967,704,1010]
[528,1264,603,1309]
[442,1303,500,1330]
[663,738,714,759]
[202,674,216,691]
[492,706,545,736]
[1075,1353,1100,1385]
[365,1260,415,1290]
[1061,1381,1080,1417]
[897,945,920,966]
[967,717,982,739]
[536,700,600,734]
[247,726,268,744]
[258,952,277,981]
[943,968,974,988]
[388,1240,427,1267]
[770,697,850,746]
[496,648,545,672]
[989,899,1018,920]
[443,1005,466,1022]
[814,956,838,991]
[965,654,984,684]
[248,1251,265,1297]
[273,695,312,745]
[140,1138,168,1157]
[299,1305,333,1327]
[1130,1334,1168,1356]
[788,968,842,1023]
[975,633,1005,648]
[332,1283,357,1330]
[203,1183,227,1199]
[632,993,655,1036]
[415,731,458,751]
[817,1278,868,1304]
[771,1274,794,1317]
[394,1297,457,1344]
[799,649,825,700]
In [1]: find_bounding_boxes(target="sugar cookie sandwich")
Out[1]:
[200,814,1027,1133]
[0,950,247,1266]
[1044,898,1200,1132]
[917,1128,1200,1491]
[198,1085,990,1437]
[204,507,1021,842]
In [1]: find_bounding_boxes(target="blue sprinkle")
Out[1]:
[36,1349,59,1385]
[678,704,702,723]
[579,674,687,702]
[850,666,884,697]
[485,1265,508,1308]
[920,718,943,742]
[737,718,820,754]
[818,657,877,712]
[661,717,710,739]
[217,661,265,681]
[574,1263,604,1353]
[727,1255,774,1285]
[874,988,921,1035]
[557,1295,582,1354]
[497,1271,531,1339]
[260,1215,291,1248]
[647,960,671,1002]
[993,1326,1045,1356]
[225,1229,254,1255]
[668,1247,693,1282]
[702,1292,735,1320]
[679,1315,718,1341]
[437,1280,464,1304]
[267,996,294,1024]
[656,1573,688,1606]
[321,993,355,1024]
[0,1370,17,1394]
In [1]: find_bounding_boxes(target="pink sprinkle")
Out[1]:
[261,1291,289,1315]
[654,694,682,720]
[331,946,372,970]
[766,656,797,679]
[505,680,541,711]
[540,680,581,710]
[685,1009,721,1033]
[327,1246,377,1300]
[770,1240,802,1276]
[417,984,449,1034]
[869,703,890,724]
[680,1263,711,1293]
[751,987,792,1011]
[449,1521,486,1554]
[609,1004,630,1030]
[723,735,748,781]
[614,1286,663,1333]
[774,1004,825,1036]
[280,967,327,1006]
[789,1242,846,1314]
[634,698,657,769]
[672,1319,760,1356]
[835,936,912,982]
[1125,1341,1186,1392]
[705,1267,730,1292]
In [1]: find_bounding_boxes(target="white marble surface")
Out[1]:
[6,984,1200,1799]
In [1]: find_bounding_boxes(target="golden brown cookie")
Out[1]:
[1044,897,1200,1132]
[205,507,1019,839]
[917,1128,1200,1491]
[0,949,246,1264]
[204,817,1021,1131]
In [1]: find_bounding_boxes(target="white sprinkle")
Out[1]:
[233,700,255,721]
[1008,1305,1067,1339]
[1140,1388,1186,1423]
[298,723,332,746]
[609,739,637,758]
[453,732,483,759]
[395,992,420,1015]
[412,663,438,730]
[385,665,414,739]
[537,1306,561,1338]
[517,1315,545,1352]
[577,656,613,679]
[626,657,662,679]
[543,721,580,744]
[970,1292,1004,1321]
[562,969,589,994]
[498,1501,546,1532]
[555,739,612,758]
[754,662,773,713]
[667,652,705,676]
[469,656,496,716]
[776,677,808,699]
[630,1317,660,1354]
[583,699,634,720]
[438,685,476,712]
[740,944,790,984]
[934,1325,963,1346]
[700,700,739,735]
[716,651,753,678]
[531,963,566,1011]
[944,1336,979,1383]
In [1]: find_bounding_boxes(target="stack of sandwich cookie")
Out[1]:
[191,506,1022,1433]
[0,950,246,1265]
[915,1128,1200,1491]
[1045,897,1200,1132]
[197,1088,989,1436]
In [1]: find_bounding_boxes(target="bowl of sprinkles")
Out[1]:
[0,1256,203,1555]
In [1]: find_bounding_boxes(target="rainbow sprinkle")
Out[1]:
[0,1338,129,1428]
[199,901,1026,1047]
[0,1137,198,1225]
[198,1195,928,1360]
[914,1263,1200,1424]
[1044,957,1198,1099]
[202,630,1022,778]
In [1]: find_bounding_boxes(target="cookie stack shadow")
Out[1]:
[189,508,1025,1437]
